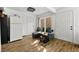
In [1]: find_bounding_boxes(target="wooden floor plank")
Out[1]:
[1,36,79,52]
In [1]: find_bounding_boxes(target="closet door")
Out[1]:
[55,11,73,42]
[10,16,22,42]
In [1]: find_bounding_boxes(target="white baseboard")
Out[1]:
[10,36,23,42]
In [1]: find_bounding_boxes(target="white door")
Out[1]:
[55,11,73,42]
[10,16,22,42]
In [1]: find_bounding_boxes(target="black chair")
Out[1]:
[32,27,42,39]
[40,35,49,43]
[32,33,41,39]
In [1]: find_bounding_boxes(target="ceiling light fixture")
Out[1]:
[27,7,35,12]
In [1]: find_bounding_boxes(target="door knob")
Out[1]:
[70,26,72,30]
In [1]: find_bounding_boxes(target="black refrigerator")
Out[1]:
[0,14,10,44]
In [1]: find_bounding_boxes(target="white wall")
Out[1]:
[22,12,36,35]
[73,8,79,44]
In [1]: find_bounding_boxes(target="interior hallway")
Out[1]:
[1,36,79,52]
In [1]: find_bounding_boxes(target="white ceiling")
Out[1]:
[54,7,64,10]
[7,7,56,15]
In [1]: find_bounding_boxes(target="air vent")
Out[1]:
[27,7,35,12]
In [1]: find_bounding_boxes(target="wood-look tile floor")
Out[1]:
[1,36,79,52]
